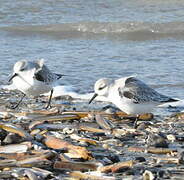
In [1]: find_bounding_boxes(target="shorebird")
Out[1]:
[9,59,63,109]
[89,76,178,127]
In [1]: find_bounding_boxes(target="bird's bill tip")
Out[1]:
[8,73,18,82]
[61,74,67,77]
[89,93,98,104]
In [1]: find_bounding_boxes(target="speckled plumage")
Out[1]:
[9,59,63,108]
[11,59,62,96]
[89,76,177,115]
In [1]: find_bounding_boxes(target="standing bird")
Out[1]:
[9,59,63,109]
[89,76,178,127]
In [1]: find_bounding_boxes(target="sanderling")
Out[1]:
[9,59,63,109]
[89,76,178,127]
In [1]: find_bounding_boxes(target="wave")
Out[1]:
[2,21,184,40]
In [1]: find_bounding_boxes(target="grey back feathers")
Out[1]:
[34,61,62,83]
[14,59,63,83]
[119,77,177,104]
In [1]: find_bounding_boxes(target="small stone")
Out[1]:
[167,134,176,142]
[30,129,41,136]
[101,157,113,165]
[143,170,154,180]
[178,151,184,164]
[135,156,146,162]
[146,133,168,148]
[157,170,165,178]
[3,133,23,144]
[34,134,44,142]
[108,154,120,163]
[102,143,109,149]
[63,127,75,134]
[136,122,147,131]
[0,129,8,142]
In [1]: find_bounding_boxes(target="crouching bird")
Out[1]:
[89,76,178,127]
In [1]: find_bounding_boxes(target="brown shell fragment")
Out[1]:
[0,123,32,140]
[70,171,116,180]
[171,112,184,120]
[0,152,28,161]
[95,114,115,130]
[79,125,107,133]
[78,138,98,146]
[70,134,98,146]
[128,147,145,153]
[29,114,80,130]
[62,111,91,118]
[0,112,12,119]
[31,167,53,178]
[16,156,52,168]
[62,111,153,121]
[0,159,17,168]
[155,157,179,164]
[114,112,153,120]
[43,135,93,160]
[24,169,39,180]
[0,142,31,154]
[128,147,177,154]
[147,147,177,154]
[54,161,99,171]
[98,160,134,173]
[31,109,59,115]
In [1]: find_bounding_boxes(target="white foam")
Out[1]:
[50,85,109,101]
[158,99,184,108]
[1,84,16,90]
[1,84,109,102]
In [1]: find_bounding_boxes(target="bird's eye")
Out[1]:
[99,85,106,90]
[20,68,25,71]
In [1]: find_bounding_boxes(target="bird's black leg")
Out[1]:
[12,93,26,109]
[45,89,53,109]
[133,114,140,128]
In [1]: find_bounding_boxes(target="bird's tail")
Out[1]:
[55,73,65,80]
[164,98,179,103]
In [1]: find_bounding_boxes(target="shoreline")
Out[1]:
[0,89,183,179]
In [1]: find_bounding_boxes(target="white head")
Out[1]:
[9,60,37,82]
[36,59,44,68]
[13,60,27,73]
[89,78,112,104]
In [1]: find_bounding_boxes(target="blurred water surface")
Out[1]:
[0,0,184,102]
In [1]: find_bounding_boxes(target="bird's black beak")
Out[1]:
[89,93,98,104]
[8,73,18,82]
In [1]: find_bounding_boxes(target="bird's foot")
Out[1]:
[44,104,52,110]
[133,115,139,129]
[9,102,20,110]
[10,105,17,110]
[133,121,138,129]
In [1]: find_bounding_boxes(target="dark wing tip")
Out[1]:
[164,98,179,103]
[123,91,139,104]
[35,73,45,82]
[123,91,134,99]
[55,73,64,80]
[125,77,137,85]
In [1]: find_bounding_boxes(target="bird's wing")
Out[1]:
[34,61,60,83]
[118,77,174,104]
[54,73,64,80]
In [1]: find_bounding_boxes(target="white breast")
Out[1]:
[13,75,52,96]
[108,82,157,115]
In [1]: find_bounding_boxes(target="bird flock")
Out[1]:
[9,59,178,126]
